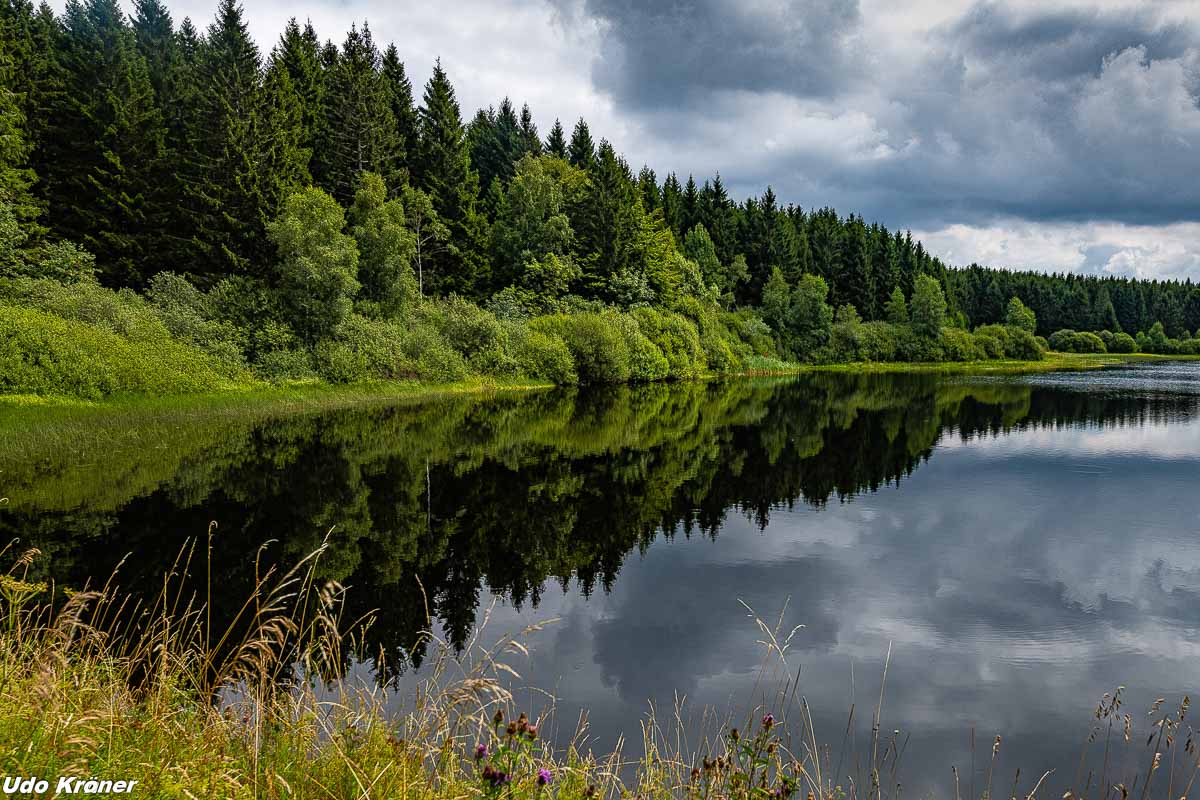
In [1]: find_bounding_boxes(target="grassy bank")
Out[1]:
[0,545,1194,800]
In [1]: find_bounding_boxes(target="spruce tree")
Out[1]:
[380,44,418,178]
[571,139,641,294]
[272,19,324,177]
[320,23,402,202]
[518,103,541,157]
[566,118,596,171]
[837,216,874,317]
[180,0,298,282]
[544,118,567,158]
[413,59,488,295]
[0,39,37,224]
[637,166,659,211]
[47,0,166,286]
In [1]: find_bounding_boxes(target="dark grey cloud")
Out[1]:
[577,0,863,108]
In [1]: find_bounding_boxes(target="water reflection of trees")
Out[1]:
[2,374,1197,677]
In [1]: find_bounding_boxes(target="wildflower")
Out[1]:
[475,743,488,761]
[730,727,740,743]
[493,709,504,727]
[690,767,701,783]
[481,765,512,788]
[506,722,518,738]
[762,713,776,730]
[537,769,553,787]
[526,725,538,741]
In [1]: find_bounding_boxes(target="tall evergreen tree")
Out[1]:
[381,44,418,178]
[413,59,487,295]
[272,19,324,177]
[518,103,541,157]
[544,118,567,158]
[566,118,595,171]
[571,140,641,295]
[0,35,37,223]
[319,23,401,202]
[46,0,165,285]
[179,0,300,282]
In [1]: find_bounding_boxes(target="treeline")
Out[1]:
[0,1,1189,396]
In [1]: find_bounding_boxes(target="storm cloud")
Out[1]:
[92,0,1200,278]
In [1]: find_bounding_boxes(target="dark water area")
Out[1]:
[4,364,1200,796]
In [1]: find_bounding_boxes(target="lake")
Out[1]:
[4,363,1200,796]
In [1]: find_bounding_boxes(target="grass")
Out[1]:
[0,542,1197,800]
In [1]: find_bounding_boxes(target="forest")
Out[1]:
[2,0,1200,398]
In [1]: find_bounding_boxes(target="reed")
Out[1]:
[0,540,1193,800]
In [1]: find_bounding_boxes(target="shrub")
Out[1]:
[859,321,900,362]
[313,340,369,384]
[1005,328,1046,360]
[1107,332,1137,353]
[1048,329,1106,353]
[254,349,316,383]
[972,325,1009,359]
[0,304,248,398]
[506,326,577,384]
[630,307,704,378]
[530,312,631,384]
[425,295,505,359]
[939,327,983,361]
[617,316,668,382]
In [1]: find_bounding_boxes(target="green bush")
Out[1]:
[1048,329,1106,353]
[972,325,1008,359]
[617,315,670,382]
[1107,332,1137,353]
[530,312,631,384]
[630,307,704,378]
[506,326,577,384]
[254,349,316,382]
[313,339,370,384]
[1004,328,1046,360]
[424,295,505,359]
[939,327,983,361]
[0,304,249,398]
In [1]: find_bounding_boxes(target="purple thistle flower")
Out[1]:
[475,743,488,761]
[538,768,554,787]
[762,713,775,730]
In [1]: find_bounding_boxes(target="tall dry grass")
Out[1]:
[0,534,1195,800]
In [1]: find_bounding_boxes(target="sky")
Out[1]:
[102,0,1200,281]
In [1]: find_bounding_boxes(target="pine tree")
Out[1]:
[518,103,541,157]
[179,0,296,282]
[47,0,166,286]
[660,173,683,236]
[566,118,595,171]
[272,19,324,176]
[837,216,874,317]
[320,23,401,202]
[0,36,37,224]
[544,118,566,158]
[637,166,659,211]
[131,0,175,100]
[571,139,641,295]
[380,44,418,179]
[681,175,699,234]
[413,59,487,295]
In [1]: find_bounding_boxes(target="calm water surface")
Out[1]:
[4,363,1200,794]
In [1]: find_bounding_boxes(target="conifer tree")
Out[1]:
[571,139,641,294]
[180,0,299,282]
[47,0,166,285]
[544,118,567,158]
[566,118,596,171]
[0,39,37,224]
[380,44,418,178]
[413,59,488,295]
[518,103,541,157]
[272,19,324,177]
[838,216,874,318]
[637,166,659,212]
[320,23,401,202]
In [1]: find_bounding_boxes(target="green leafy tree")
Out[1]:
[400,184,449,297]
[348,172,418,317]
[268,186,359,343]
[884,286,908,324]
[491,154,579,289]
[911,274,947,338]
[1004,296,1037,333]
